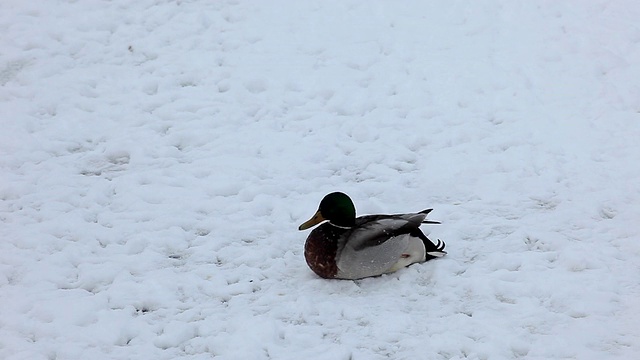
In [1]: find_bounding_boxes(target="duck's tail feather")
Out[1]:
[418,209,441,224]
[415,210,445,260]
[424,239,447,260]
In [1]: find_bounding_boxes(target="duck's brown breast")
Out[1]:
[303,225,344,279]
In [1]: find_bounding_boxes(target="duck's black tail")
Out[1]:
[415,209,446,260]
[424,238,447,260]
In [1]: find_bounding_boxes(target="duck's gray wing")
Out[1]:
[335,211,436,279]
[347,210,434,251]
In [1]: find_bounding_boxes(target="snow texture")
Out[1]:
[1,1,639,359]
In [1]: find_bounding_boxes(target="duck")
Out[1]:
[298,192,446,279]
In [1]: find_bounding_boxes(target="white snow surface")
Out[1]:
[1,1,640,359]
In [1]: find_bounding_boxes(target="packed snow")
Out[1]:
[1,1,639,359]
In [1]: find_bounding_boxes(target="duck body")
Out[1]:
[299,192,446,280]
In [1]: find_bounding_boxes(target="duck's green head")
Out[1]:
[298,192,356,230]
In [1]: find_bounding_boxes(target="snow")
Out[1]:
[1,0,639,359]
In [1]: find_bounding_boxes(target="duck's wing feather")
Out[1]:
[347,210,435,251]
[335,210,444,279]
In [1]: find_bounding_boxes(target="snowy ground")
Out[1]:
[1,1,639,359]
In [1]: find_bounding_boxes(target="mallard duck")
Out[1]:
[298,192,446,279]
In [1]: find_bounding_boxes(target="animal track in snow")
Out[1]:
[0,60,28,86]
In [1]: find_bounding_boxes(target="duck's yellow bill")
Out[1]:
[298,210,325,230]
